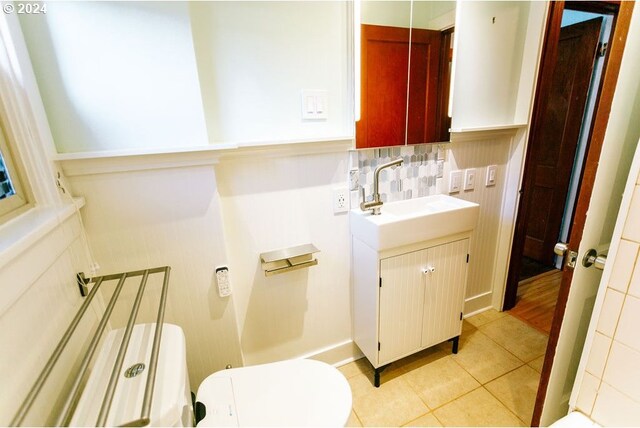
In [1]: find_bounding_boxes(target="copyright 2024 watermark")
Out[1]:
[3,2,47,14]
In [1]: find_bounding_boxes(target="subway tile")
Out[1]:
[596,288,625,337]
[592,382,640,426]
[602,341,640,403]
[585,332,612,378]
[615,295,640,352]
[628,261,640,299]
[575,372,600,415]
[622,186,640,243]
[608,239,639,293]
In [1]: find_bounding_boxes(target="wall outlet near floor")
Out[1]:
[333,187,349,213]
[449,170,462,193]
[464,168,476,191]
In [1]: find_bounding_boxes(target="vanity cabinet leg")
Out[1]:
[451,335,460,354]
[373,364,390,388]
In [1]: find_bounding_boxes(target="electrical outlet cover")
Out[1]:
[333,188,349,213]
[464,168,476,191]
[449,170,462,193]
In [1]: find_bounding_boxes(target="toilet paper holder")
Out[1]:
[260,243,320,276]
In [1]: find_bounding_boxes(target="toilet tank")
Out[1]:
[71,323,193,427]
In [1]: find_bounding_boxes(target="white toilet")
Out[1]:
[549,411,600,428]
[70,323,352,427]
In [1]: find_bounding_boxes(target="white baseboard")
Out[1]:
[464,291,495,316]
[302,339,364,367]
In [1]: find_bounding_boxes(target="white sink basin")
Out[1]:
[350,195,480,251]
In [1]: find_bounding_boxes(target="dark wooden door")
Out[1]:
[523,18,603,265]
[407,28,441,145]
[357,24,411,149]
[356,25,441,149]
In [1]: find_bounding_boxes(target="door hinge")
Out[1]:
[378,342,381,351]
[466,254,469,263]
[460,312,463,320]
[379,277,382,288]
[598,42,608,57]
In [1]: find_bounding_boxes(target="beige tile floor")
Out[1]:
[340,310,549,427]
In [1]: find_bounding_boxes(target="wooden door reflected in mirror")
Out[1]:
[356,1,455,149]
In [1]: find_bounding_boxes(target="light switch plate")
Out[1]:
[301,90,328,120]
[486,165,497,187]
[464,168,476,191]
[449,170,462,193]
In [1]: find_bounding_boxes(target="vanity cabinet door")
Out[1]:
[378,248,428,364]
[421,239,469,348]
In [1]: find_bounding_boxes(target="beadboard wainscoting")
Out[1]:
[214,151,353,366]
[57,132,524,385]
[65,166,244,388]
[0,210,99,426]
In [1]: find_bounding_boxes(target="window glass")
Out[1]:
[0,151,16,200]
[0,122,29,221]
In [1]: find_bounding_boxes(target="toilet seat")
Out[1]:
[196,359,352,427]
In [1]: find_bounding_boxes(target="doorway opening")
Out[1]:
[503,4,615,334]
[501,0,634,425]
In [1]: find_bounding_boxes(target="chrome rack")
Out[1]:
[11,266,171,427]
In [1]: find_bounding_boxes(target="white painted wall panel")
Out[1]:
[446,138,511,304]
[0,214,100,426]
[19,2,208,152]
[190,1,351,143]
[67,166,243,388]
[215,152,352,366]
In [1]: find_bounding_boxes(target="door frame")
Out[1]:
[504,0,634,425]
[502,1,628,311]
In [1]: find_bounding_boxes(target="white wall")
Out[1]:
[65,165,244,387]
[19,1,208,153]
[0,212,99,426]
[452,1,546,129]
[190,1,351,143]
[361,1,412,27]
[446,137,512,312]
[361,1,455,30]
[215,152,352,365]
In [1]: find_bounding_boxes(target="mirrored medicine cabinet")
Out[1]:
[355,0,456,149]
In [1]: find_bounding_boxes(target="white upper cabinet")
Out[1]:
[450,1,548,131]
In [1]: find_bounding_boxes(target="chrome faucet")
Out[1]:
[360,158,404,215]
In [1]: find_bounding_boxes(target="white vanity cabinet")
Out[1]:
[352,234,470,386]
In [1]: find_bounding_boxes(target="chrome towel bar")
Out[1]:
[11,266,171,427]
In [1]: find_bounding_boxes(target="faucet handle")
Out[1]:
[359,186,366,210]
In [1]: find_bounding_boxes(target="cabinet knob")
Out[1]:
[421,266,435,274]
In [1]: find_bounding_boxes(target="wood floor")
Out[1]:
[508,269,562,334]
